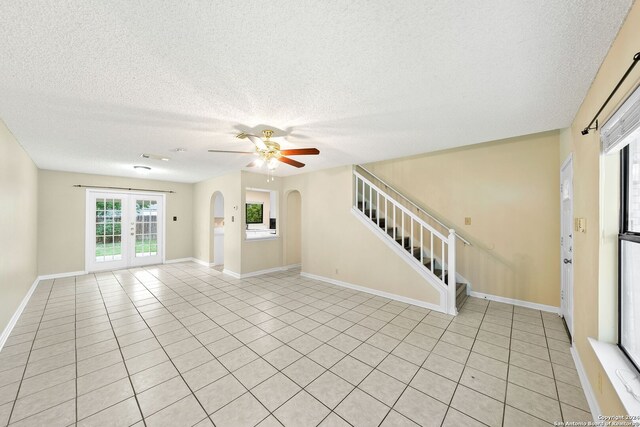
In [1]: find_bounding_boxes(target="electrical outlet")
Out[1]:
[465,217,471,225]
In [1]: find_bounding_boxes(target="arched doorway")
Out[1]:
[210,192,224,268]
[285,190,301,266]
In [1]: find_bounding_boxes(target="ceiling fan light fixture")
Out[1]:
[267,158,279,170]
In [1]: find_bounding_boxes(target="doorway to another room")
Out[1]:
[211,192,224,270]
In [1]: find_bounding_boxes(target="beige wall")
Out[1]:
[283,166,442,306]
[0,120,39,334]
[365,131,561,307]
[559,0,640,415]
[37,170,194,275]
[285,191,302,266]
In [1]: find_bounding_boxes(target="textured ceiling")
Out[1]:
[0,1,633,182]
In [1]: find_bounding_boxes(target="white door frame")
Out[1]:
[560,154,574,340]
[85,189,167,272]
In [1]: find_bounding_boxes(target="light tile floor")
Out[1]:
[0,262,592,426]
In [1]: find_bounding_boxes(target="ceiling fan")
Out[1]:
[208,129,320,169]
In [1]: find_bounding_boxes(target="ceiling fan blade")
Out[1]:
[280,148,320,156]
[245,134,267,150]
[278,156,305,168]
[246,160,260,168]
[208,150,255,154]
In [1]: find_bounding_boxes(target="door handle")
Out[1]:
[563,258,572,264]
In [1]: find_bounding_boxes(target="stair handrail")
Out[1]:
[354,171,448,242]
[353,169,459,314]
[356,165,471,246]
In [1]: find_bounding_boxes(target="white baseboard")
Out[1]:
[571,345,601,421]
[281,263,301,270]
[222,269,241,279]
[301,272,444,314]
[0,276,39,352]
[38,270,87,280]
[191,258,214,267]
[228,264,301,279]
[468,289,560,314]
[164,257,195,264]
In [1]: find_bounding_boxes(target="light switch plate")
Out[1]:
[465,217,471,225]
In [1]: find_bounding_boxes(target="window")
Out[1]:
[246,203,264,224]
[620,137,640,372]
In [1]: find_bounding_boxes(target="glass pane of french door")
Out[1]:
[95,197,123,262]
[135,198,158,258]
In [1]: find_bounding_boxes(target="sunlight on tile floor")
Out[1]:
[0,262,591,426]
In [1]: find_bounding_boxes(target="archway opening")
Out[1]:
[210,192,224,269]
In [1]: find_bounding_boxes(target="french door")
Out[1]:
[86,191,164,272]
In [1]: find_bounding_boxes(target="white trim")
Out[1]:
[573,342,602,421]
[350,207,448,313]
[281,263,301,270]
[228,264,301,279]
[0,277,39,352]
[191,258,213,267]
[244,236,279,242]
[38,270,87,280]
[589,338,640,420]
[239,266,288,278]
[301,272,444,314]
[222,269,241,279]
[164,258,194,264]
[468,289,560,314]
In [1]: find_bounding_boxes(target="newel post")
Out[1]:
[447,229,457,315]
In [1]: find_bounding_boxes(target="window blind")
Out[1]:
[601,84,640,155]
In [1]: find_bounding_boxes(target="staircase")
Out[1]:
[353,167,469,314]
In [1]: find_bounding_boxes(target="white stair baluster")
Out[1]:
[376,189,380,227]
[420,227,424,264]
[447,229,457,315]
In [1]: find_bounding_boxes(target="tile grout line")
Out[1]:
[438,298,492,427]
[147,264,430,426]
[74,275,78,425]
[93,274,148,427]
[172,263,504,426]
[108,269,230,425]
[545,313,566,423]
[5,278,55,425]
[501,302,515,427]
[4,262,584,427]
[141,265,348,425]
[163,264,554,425]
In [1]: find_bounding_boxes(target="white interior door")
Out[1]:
[87,191,164,272]
[560,156,574,339]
